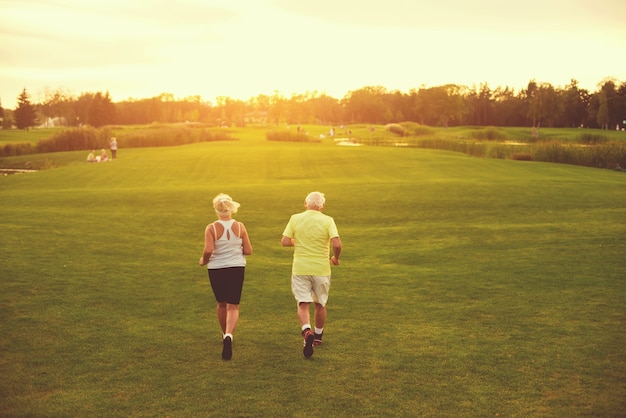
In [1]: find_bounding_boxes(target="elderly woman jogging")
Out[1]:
[200,193,253,360]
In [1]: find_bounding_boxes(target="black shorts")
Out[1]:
[208,266,245,305]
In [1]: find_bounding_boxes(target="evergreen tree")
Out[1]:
[14,88,38,130]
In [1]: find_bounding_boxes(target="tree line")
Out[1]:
[2,78,625,131]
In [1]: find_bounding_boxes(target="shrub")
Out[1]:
[578,133,608,144]
[416,139,487,157]
[485,143,510,159]
[510,153,533,161]
[400,122,434,137]
[12,125,236,156]
[585,141,626,169]
[118,126,234,148]
[532,141,580,165]
[416,138,453,151]
[469,126,506,141]
[36,126,110,153]
[0,142,35,157]
[354,136,396,146]
[463,141,487,157]
[385,124,405,136]
[530,141,626,169]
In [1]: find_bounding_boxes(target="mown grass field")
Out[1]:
[1,130,625,416]
[0,128,59,146]
[3,124,626,171]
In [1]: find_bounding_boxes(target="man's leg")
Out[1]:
[314,303,326,329]
[298,302,315,358]
[313,303,326,345]
[298,301,311,327]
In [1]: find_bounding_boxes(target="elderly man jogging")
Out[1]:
[281,191,342,359]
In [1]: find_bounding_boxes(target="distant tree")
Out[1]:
[596,91,609,130]
[537,83,560,127]
[2,108,14,129]
[599,79,620,129]
[308,94,342,125]
[284,93,306,125]
[415,85,465,127]
[406,89,422,124]
[38,87,73,126]
[90,91,115,127]
[25,77,622,130]
[343,86,388,124]
[491,86,524,126]
[268,91,286,126]
[245,94,271,124]
[617,82,626,129]
[72,91,115,127]
[382,90,409,123]
[524,80,540,127]
[215,96,246,127]
[465,83,494,126]
[522,81,561,127]
[157,92,177,122]
[113,93,213,125]
[559,80,589,127]
[14,88,38,130]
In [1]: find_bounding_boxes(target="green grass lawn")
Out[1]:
[0,127,63,145]
[1,133,625,416]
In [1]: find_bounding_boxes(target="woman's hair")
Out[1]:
[305,191,325,209]
[213,193,240,216]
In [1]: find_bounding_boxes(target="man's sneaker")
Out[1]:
[302,329,314,359]
[222,335,232,360]
[314,332,323,346]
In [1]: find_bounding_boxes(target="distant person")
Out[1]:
[99,149,108,162]
[86,150,96,163]
[110,137,118,159]
[199,193,253,360]
[281,191,342,359]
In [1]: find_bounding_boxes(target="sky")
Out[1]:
[1,0,625,106]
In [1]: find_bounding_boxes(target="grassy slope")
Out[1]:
[1,132,625,416]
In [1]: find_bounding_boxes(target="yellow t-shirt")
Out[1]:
[282,210,339,276]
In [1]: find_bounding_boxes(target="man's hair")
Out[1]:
[305,191,325,209]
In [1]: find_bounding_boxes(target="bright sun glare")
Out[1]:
[1,0,625,103]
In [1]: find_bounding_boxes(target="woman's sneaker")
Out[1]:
[313,332,323,346]
[222,335,233,360]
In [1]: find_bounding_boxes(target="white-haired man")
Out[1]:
[281,191,342,359]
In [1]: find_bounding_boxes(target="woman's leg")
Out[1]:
[217,301,227,334]
[225,303,239,335]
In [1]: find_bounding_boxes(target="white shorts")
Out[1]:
[291,275,331,306]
